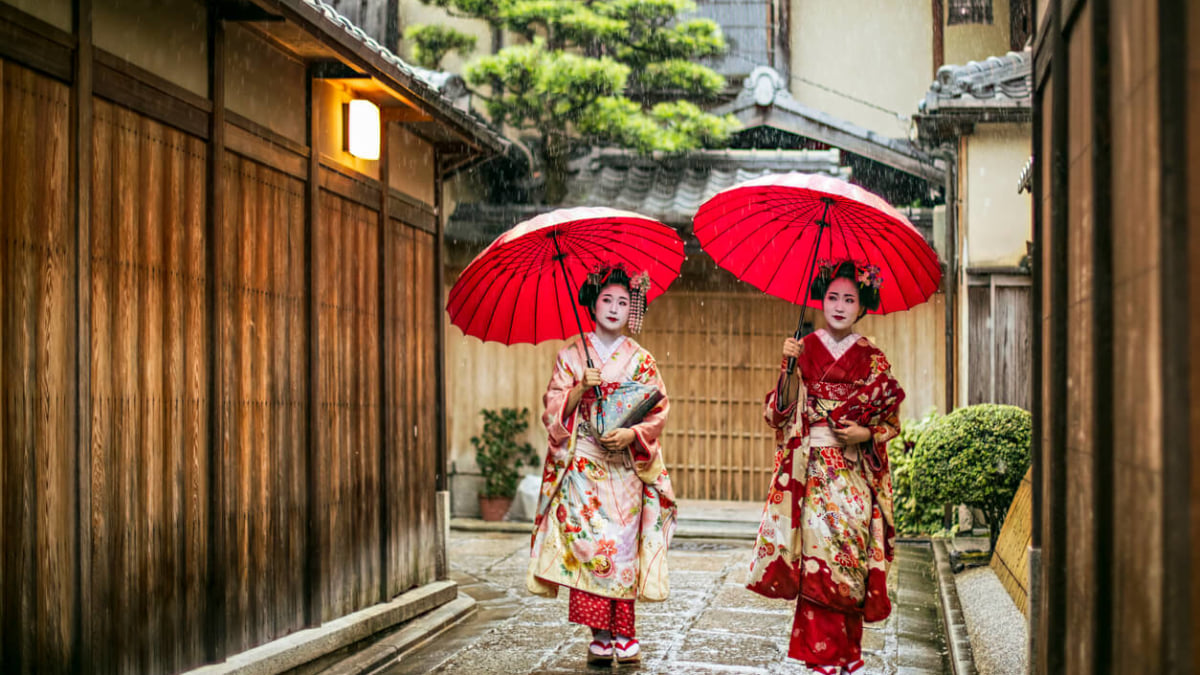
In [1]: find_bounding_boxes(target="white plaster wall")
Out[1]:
[6,0,71,31]
[224,23,306,144]
[94,0,208,97]
[389,124,434,205]
[788,0,933,138]
[963,123,1033,268]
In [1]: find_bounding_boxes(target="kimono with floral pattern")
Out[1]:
[527,334,676,602]
[747,330,904,666]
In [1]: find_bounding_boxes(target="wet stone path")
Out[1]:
[382,531,948,675]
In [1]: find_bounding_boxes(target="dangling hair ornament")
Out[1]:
[628,271,651,334]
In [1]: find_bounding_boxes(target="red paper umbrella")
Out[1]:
[447,207,684,352]
[693,172,941,371]
[694,172,940,313]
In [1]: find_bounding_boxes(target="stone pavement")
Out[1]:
[379,531,948,675]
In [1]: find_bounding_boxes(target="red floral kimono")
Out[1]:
[747,330,904,667]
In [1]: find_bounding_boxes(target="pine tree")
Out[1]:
[408,0,740,203]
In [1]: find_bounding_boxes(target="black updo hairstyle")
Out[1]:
[578,266,633,321]
[808,260,882,317]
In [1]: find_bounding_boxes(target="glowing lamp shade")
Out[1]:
[346,99,381,160]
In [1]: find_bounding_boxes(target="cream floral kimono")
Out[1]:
[526,333,676,602]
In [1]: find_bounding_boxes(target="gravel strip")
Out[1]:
[954,566,1027,675]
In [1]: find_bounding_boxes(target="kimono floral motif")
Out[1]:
[631,353,659,384]
[746,329,904,665]
[527,334,677,602]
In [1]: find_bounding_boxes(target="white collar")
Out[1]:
[587,332,626,363]
[817,328,860,361]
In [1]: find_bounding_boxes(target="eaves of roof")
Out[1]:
[712,67,946,184]
[248,0,507,158]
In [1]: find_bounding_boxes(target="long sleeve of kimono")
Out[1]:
[867,354,902,446]
[628,354,669,472]
[763,360,804,430]
[541,351,578,455]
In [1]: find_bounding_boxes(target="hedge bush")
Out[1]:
[911,404,1032,548]
[888,409,945,536]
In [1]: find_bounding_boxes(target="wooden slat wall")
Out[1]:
[639,292,792,502]
[89,98,209,673]
[967,282,1032,409]
[221,154,308,653]
[383,222,440,594]
[1,59,447,671]
[994,285,1032,410]
[317,191,381,621]
[384,222,414,595]
[445,282,945,502]
[0,58,75,674]
[991,467,1032,615]
[967,286,992,405]
[413,229,439,585]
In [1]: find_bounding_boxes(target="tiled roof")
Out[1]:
[714,67,945,183]
[920,49,1032,113]
[447,148,945,249]
[564,149,848,225]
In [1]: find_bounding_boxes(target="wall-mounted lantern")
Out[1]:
[344,99,381,160]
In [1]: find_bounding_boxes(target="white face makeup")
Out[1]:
[822,277,861,335]
[594,284,631,334]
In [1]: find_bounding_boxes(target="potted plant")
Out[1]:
[471,407,538,521]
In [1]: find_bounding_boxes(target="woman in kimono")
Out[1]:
[526,265,676,666]
[747,260,905,675]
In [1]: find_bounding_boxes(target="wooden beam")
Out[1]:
[303,63,325,629]
[433,150,448,562]
[204,3,228,661]
[377,118,391,604]
[217,0,285,22]
[932,0,945,76]
[310,61,366,79]
[751,106,945,183]
[71,0,94,670]
[1158,0,1193,670]
[1045,1,1069,670]
[381,107,433,123]
[1090,0,1114,668]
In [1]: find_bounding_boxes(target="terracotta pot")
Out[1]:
[478,495,513,522]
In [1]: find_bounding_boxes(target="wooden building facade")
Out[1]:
[1029,0,1197,672]
[0,0,502,672]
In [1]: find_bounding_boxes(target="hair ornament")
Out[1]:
[628,271,651,334]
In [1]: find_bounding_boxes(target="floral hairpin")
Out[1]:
[629,271,651,334]
[814,259,884,290]
[857,264,883,289]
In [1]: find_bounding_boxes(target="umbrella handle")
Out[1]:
[550,231,606,425]
[785,305,811,375]
[785,199,833,376]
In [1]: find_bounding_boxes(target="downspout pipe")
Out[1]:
[931,142,958,415]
